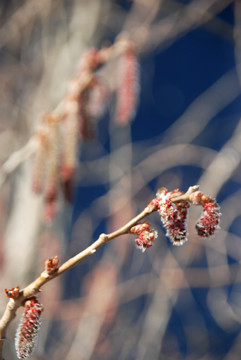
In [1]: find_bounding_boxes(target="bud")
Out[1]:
[45,256,59,274]
[15,298,43,360]
[5,286,20,299]
[130,221,151,235]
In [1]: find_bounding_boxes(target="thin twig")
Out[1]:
[0,36,136,188]
[0,199,156,356]
[0,185,199,340]
[0,184,213,358]
[0,138,39,187]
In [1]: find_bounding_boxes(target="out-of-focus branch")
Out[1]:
[0,0,234,189]
[199,118,241,197]
[131,0,233,53]
[0,35,137,188]
[0,0,55,49]
[0,138,38,187]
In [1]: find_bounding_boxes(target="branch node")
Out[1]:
[40,271,49,279]
[187,184,200,195]
[145,202,156,213]
[7,298,16,311]
[99,233,108,242]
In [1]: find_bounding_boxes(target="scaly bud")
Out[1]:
[5,286,20,299]
[45,256,59,274]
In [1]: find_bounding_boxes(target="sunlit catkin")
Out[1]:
[15,298,43,360]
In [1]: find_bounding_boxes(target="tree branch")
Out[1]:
[0,35,137,188]
[0,182,222,359]
[0,197,157,358]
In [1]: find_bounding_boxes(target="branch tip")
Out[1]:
[187,185,200,194]
[44,256,59,274]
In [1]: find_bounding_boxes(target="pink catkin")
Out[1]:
[85,77,109,120]
[77,90,94,139]
[116,51,139,125]
[15,299,43,360]
[42,196,57,221]
[31,144,46,194]
[154,189,190,246]
[167,200,190,245]
[42,122,59,220]
[60,100,79,181]
[43,122,59,203]
[130,221,157,252]
[60,81,93,181]
[31,127,49,194]
[196,202,221,237]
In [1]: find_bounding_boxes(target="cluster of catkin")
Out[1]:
[6,36,222,360]
[6,187,220,359]
[5,259,59,360]
[31,39,139,220]
[130,187,221,251]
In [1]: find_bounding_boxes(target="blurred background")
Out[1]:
[0,0,240,359]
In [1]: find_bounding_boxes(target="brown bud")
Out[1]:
[45,256,59,273]
[5,286,20,299]
[130,221,151,235]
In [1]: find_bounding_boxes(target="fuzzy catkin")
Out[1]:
[116,51,139,124]
[155,189,190,246]
[15,299,43,360]
[196,202,221,237]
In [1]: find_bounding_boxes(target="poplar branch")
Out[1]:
[0,184,218,360]
[0,198,157,357]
